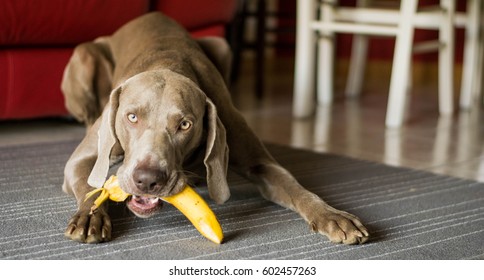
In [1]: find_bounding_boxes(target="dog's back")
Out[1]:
[108,12,204,86]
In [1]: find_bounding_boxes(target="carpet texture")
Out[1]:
[0,140,483,260]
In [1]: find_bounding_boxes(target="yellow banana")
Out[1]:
[84,175,224,244]
[160,185,224,244]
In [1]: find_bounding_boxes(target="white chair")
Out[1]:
[293,0,482,127]
[458,0,483,109]
[346,0,483,111]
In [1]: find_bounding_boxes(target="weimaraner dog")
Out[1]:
[61,12,369,244]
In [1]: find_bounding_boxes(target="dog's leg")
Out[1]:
[224,115,369,244]
[247,160,369,244]
[62,120,115,243]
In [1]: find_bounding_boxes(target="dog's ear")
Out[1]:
[61,40,113,126]
[87,86,122,188]
[196,37,232,85]
[204,98,230,204]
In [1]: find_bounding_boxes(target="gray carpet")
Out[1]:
[0,139,483,260]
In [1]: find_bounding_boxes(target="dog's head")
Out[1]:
[88,69,230,217]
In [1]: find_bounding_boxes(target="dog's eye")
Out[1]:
[127,113,138,123]
[179,120,192,131]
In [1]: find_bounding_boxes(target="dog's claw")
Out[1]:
[65,208,112,243]
[102,226,111,240]
[68,227,87,243]
[86,233,101,244]
[64,224,76,236]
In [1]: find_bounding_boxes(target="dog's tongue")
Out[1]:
[130,195,161,210]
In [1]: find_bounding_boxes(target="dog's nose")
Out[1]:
[132,167,169,193]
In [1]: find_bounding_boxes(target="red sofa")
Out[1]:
[0,0,236,120]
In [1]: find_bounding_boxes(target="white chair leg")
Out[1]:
[317,0,336,105]
[477,1,484,106]
[345,0,370,97]
[438,0,455,115]
[478,21,484,106]
[459,0,480,109]
[317,35,335,104]
[385,0,417,128]
[293,0,317,118]
[407,53,413,93]
[345,34,368,97]
[475,28,484,106]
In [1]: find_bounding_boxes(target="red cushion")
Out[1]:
[156,0,237,31]
[0,0,149,46]
[0,49,72,119]
[190,25,226,38]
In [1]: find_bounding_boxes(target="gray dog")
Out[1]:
[61,12,369,245]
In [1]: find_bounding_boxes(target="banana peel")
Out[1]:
[85,175,130,209]
[85,175,223,244]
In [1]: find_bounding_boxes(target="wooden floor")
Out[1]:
[232,54,484,182]
[1,53,483,182]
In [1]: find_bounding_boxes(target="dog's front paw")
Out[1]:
[310,209,370,245]
[65,208,112,244]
